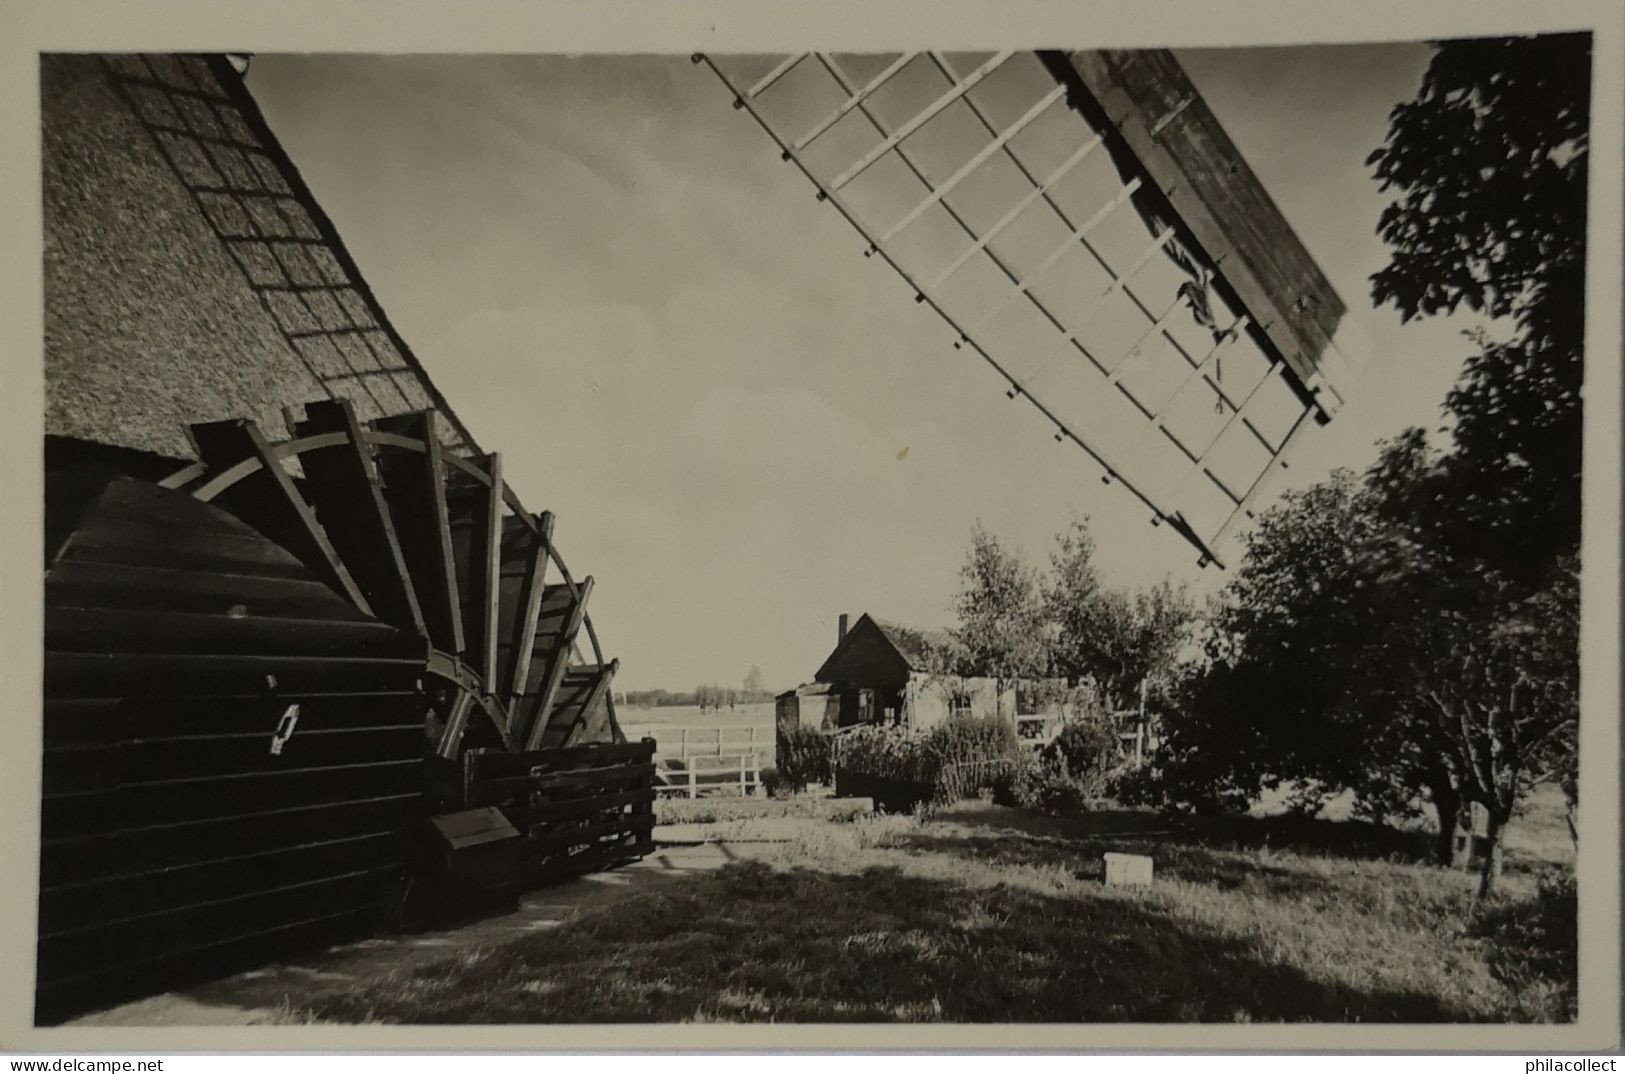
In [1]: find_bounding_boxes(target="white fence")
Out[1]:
[638,724,771,799]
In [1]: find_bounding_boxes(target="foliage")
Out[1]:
[999,763,1108,817]
[1039,718,1123,791]
[1026,679,1112,730]
[926,713,1024,800]
[775,726,832,793]
[1472,868,1578,1021]
[692,683,738,710]
[950,523,1048,706]
[832,716,1024,804]
[1043,518,1104,669]
[1157,437,1581,892]
[989,719,1124,816]
[1367,33,1590,578]
[989,752,1036,808]
[832,724,932,784]
[1159,33,1595,894]
[1045,519,1196,712]
[929,711,1021,765]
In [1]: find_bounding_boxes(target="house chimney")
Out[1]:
[838,613,849,643]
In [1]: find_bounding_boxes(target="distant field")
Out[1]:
[616,702,776,762]
[617,702,775,729]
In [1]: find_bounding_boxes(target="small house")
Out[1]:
[779,613,1043,740]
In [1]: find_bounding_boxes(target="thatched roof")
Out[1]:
[42,53,476,459]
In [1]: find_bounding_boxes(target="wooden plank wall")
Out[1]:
[37,477,428,1025]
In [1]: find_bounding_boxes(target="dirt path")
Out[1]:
[66,840,754,1027]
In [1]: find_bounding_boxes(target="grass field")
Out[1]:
[297,786,1576,1024]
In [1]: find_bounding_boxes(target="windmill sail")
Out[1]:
[698,50,1359,567]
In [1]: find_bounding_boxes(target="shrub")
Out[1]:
[923,713,1022,800]
[776,726,832,792]
[1474,867,1578,1021]
[995,761,1103,816]
[991,752,1039,808]
[830,724,925,782]
[832,716,1026,806]
[759,766,783,798]
[988,719,1126,817]
[1038,718,1120,796]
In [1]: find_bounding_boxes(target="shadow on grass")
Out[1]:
[935,805,1434,863]
[897,826,1344,903]
[294,859,1481,1024]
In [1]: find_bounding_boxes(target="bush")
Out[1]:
[831,724,925,782]
[776,726,832,792]
[989,719,1126,817]
[990,752,1031,807]
[924,713,1022,800]
[996,762,1105,816]
[1474,867,1578,1021]
[1039,718,1120,795]
[832,716,1025,806]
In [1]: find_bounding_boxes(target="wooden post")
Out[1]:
[1135,678,1147,769]
[688,766,697,800]
[739,754,747,796]
[680,726,689,764]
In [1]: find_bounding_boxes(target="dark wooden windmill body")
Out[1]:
[38,402,653,1023]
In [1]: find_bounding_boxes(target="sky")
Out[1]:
[247,45,1482,693]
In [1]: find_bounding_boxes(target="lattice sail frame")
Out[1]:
[698,51,1355,567]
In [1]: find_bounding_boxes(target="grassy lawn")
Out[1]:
[299,791,1574,1024]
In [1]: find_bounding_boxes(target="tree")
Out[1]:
[743,665,766,697]
[1364,33,1589,882]
[1160,438,1579,893]
[1154,472,1413,822]
[950,523,1047,717]
[1366,32,1590,579]
[1045,519,1195,714]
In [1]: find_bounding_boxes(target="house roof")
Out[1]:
[814,613,955,683]
[867,618,955,671]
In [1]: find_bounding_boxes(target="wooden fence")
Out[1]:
[648,725,768,798]
[457,739,657,887]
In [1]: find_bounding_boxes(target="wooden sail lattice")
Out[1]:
[699,51,1353,567]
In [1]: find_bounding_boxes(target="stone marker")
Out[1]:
[1103,852,1153,887]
